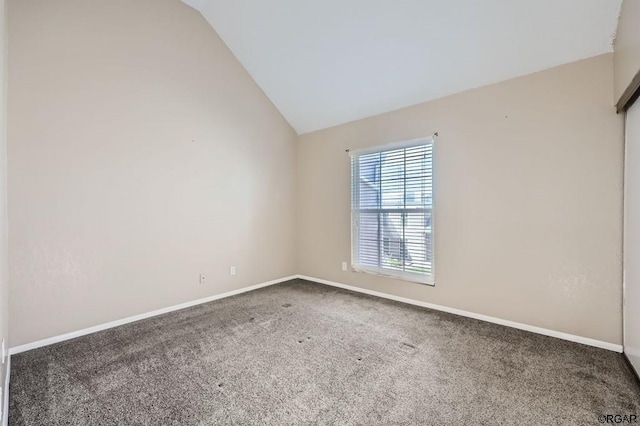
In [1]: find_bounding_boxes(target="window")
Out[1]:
[350,138,434,285]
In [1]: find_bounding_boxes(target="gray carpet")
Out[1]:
[9,279,640,425]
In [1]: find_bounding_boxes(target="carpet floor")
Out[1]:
[9,279,640,425]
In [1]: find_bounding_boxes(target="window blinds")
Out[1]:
[350,138,434,285]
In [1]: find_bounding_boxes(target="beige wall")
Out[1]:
[297,54,624,345]
[6,1,626,351]
[8,0,297,347]
[614,0,640,102]
[0,0,8,406]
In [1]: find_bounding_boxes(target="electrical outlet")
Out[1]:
[342,262,348,271]
[199,274,206,284]
[230,266,236,276]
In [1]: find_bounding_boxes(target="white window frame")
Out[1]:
[350,136,435,286]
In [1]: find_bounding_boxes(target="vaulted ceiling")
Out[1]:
[183,0,622,134]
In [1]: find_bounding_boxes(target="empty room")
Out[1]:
[0,0,639,424]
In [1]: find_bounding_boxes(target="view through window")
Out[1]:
[350,138,434,284]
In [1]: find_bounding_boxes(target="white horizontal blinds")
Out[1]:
[351,140,433,283]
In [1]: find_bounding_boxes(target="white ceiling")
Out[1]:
[183,0,622,134]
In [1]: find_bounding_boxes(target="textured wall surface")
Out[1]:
[297,54,624,345]
[8,0,297,346]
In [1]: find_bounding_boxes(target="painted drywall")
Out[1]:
[0,0,8,412]
[8,0,297,347]
[297,54,624,345]
[614,0,640,102]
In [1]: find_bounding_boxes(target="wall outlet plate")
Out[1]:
[342,262,348,271]
[230,266,236,276]
[199,274,206,284]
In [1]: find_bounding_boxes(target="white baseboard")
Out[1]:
[9,275,298,355]
[8,273,623,356]
[297,275,623,353]
[3,354,10,426]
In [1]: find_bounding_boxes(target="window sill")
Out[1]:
[351,266,435,286]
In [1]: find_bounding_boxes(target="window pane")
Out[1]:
[405,177,432,208]
[381,212,406,271]
[357,154,381,209]
[356,212,379,267]
[403,211,433,275]
[380,179,404,208]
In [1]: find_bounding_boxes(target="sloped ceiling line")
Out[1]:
[183,0,622,134]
